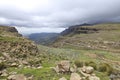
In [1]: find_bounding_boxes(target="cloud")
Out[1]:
[15,27,65,35]
[0,0,120,34]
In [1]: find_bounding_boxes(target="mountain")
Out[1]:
[53,23,120,52]
[61,23,93,36]
[28,33,59,45]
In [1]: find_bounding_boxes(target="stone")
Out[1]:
[88,74,100,80]
[85,66,94,74]
[2,53,11,60]
[70,73,82,80]
[9,71,17,75]
[37,66,43,69]
[70,67,76,73]
[22,61,29,65]
[53,60,70,73]
[59,77,67,80]
[10,63,18,67]
[81,66,94,74]
[57,60,70,73]
[1,72,8,77]
[7,74,27,80]
[53,66,59,73]
[27,75,34,80]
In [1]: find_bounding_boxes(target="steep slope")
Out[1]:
[0,25,39,73]
[53,23,120,52]
[28,33,59,45]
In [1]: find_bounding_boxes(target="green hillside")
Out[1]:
[0,24,120,80]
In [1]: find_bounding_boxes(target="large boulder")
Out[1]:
[53,60,70,73]
[70,73,82,80]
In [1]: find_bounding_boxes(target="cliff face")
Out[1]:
[61,24,94,35]
[0,26,38,55]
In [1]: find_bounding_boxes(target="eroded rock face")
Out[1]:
[70,73,82,80]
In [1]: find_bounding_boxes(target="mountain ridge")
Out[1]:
[53,23,120,52]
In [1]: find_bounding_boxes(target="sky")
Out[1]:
[0,0,120,34]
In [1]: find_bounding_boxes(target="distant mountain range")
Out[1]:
[28,33,59,45]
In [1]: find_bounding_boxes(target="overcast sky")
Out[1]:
[0,0,120,34]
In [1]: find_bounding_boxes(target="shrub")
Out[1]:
[0,62,7,70]
[74,60,88,67]
[87,61,97,70]
[97,63,113,75]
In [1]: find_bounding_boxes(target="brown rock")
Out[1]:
[85,66,94,74]
[7,74,27,80]
[57,60,70,73]
[53,60,70,73]
[59,77,67,80]
[70,73,82,80]
[81,66,94,74]
[89,74,100,80]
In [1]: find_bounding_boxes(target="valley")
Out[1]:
[0,24,120,80]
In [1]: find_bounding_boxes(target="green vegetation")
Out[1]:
[7,67,70,80]
[0,36,23,42]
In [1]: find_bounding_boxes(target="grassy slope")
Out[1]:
[6,45,120,80]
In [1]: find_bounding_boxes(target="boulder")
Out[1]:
[70,73,82,80]
[85,66,94,74]
[53,60,70,73]
[59,77,67,80]
[81,66,94,74]
[58,60,70,72]
[10,63,18,67]
[7,74,27,80]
